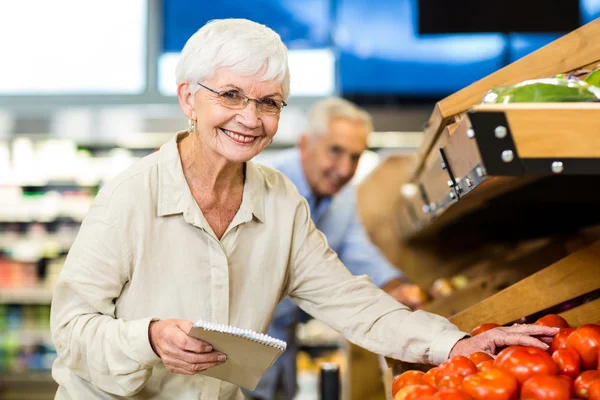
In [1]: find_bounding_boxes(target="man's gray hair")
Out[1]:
[306,97,373,137]
[175,19,291,100]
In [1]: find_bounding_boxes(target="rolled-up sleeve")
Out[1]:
[50,192,161,396]
[286,199,467,365]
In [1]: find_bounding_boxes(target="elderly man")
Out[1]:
[247,97,416,400]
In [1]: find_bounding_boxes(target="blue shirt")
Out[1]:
[247,149,403,399]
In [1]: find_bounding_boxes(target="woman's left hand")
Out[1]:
[448,324,560,358]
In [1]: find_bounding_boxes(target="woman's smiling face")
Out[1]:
[184,68,284,163]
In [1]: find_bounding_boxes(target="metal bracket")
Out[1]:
[467,111,524,176]
[455,163,488,197]
[521,158,600,175]
[467,110,600,175]
[418,182,433,215]
[439,148,458,188]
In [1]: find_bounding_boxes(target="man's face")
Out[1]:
[299,117,369,197]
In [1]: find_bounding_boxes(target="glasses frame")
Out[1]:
[197,83,287,114]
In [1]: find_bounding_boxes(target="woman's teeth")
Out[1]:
[221,128,257,143]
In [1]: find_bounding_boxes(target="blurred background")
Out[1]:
[0,1,599,399]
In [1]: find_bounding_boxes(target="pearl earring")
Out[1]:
[188,119,195,134]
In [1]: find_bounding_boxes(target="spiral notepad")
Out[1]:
[188,319,287,389]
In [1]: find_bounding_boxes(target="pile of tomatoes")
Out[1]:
[391,315,600,399]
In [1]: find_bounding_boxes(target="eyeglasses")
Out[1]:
[198,83,287,115]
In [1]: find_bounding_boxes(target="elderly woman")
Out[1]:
[50,18,557,400]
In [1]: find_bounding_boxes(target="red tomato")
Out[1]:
[588,380,600,400]
[550,328,575,354]
[551,348,581,379]
[462,368,518,400]
[436,356,477,384]
[433,389,475,399]
[574,370,600,399]
[423,367,438,387]
[471,323,500,336]
[477,360,495,372]
[437,375,465,391]
[394,384,437,400]
[392,370,426,396]
[565,324,600,369]
[535,314,570,329]
[557,375,575,398]
[469,352,494,365]
[494,346,558,385]
[520,375,571,400]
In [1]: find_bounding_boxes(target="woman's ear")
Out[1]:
[177,82,196,120]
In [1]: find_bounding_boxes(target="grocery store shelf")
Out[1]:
[0,181,99,189]
[0,371,57,400]
[0,288,54,304]
[0,217,82,225]
[0,372,55,384]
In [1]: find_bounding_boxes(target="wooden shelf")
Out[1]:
[421,238,569,318]
[448,239,600,332]
[469,103,600,160]
[0,288,54,304]
[410,17,600,181]
[559,298,600,327]
[398,102,600,241]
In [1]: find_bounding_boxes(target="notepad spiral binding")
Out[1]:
[193,319,287,352]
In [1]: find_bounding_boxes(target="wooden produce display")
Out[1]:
[353,17,600,399]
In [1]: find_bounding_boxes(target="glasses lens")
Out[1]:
[259,99,283,115]
[218,91,246,109]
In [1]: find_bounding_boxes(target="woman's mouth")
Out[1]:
[220,128,258,144]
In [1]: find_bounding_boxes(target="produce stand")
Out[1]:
[353,17,600,399]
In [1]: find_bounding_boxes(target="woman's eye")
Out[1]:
[222,91,241,99]
[261,99,278,107]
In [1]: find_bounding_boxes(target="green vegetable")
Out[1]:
[584,67,600,87]
[482,78,600,103]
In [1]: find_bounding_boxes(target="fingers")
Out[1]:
[163,356,199,374]
[504,324,560,336]
[171,330,213,353]
[164,359,224,374]
[162,337,225,363]
[163,351,227,374]
[181,337,213,353]
[539,337,554,344]
[493,332,550,351]
[179,350,227,365]
[153,319,227,376]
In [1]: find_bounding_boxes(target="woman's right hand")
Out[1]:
[148,319,226,375]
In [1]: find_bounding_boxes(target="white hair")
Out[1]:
[305,97,373,137]
[175,19,291,100]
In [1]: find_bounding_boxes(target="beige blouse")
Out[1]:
[50,132,467,400]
